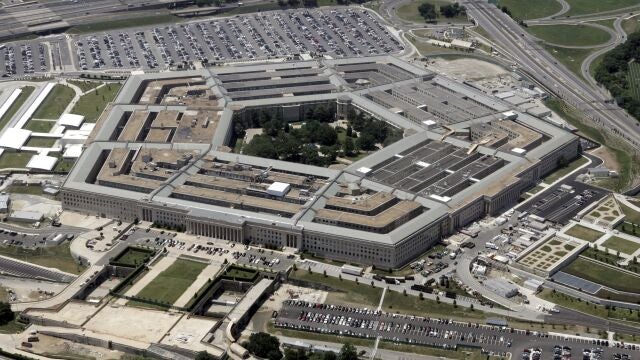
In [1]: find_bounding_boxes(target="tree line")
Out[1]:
[594,31,640,122]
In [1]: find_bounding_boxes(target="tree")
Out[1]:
[470,303,474,311]
[303,0,317,6]
[243,333,283,360]
[356,133,376,151]
[338,343,358,360]
[346,125,353,137]
[284,348,309,360]
[440,3,465,18]
[343,136,355,156]
[0,303,14,325]
[323,353,337,360]
[287,0,300,6]
[195,351,215,360]
[418,3,437,22]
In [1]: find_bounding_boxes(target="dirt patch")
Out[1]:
[427,57,509,81]
[589,147,621,172]
[23,334,126,359]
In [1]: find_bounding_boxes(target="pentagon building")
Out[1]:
[62,56,578,269]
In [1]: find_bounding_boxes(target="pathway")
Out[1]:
[173,261,220,308]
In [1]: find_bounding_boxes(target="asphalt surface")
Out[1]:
[1,7,404,77]
[276,300,640,358]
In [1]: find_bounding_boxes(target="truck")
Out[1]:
[341,264,363,276]
[485,242,499,250]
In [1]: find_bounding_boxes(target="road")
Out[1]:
[462,0,640,151]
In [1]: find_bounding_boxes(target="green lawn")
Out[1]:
[529,24,611,47]
[133,258,206,306]
[602,236,640,255]
[540,289,640,323]
[23,120,55,133]
[542,155,588,183]
[112,247,153,267]
[564,224,604,242]
[565,0,640,16]
[0,320,26,335]
[53,160,74,173]
[382,289,485,321]
[563,257,640,293]
[68,15,183,33]
[620,202,640,224]
[5,184,44,195]
[223,266,258,281]
[497,0,562,20]
[32,84,75,120]
[0,152,32,170]
[71,83,122,122]
[0,243,85,274]
[25,137,57,148]
[396,0,468,24]
[0,86,35,131]
[67,80,102,93]
[380,343,502,360]
[290,269,382,307]
[542,45,594,83]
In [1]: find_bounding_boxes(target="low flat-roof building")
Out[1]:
[61,56,581,269]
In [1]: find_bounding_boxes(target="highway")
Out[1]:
[462,0,640,152]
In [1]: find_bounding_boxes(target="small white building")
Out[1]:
[27,155,58,171]
[8,210,43,223]
[267,182,290,197]
[58,113,85,129]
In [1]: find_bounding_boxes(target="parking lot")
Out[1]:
[74,8,402,70]
[124,226,293,271]
[275,301,638,359]
[520,183,604,224]
[0,7,403,77]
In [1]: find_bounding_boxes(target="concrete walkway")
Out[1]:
[173,262,220,308]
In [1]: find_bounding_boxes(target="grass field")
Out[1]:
[223,266,258,281]
[628,62,640,101]
[497,0,562,20]
[112,247,153,267]
[602,236,640,255]
[0,152,32,170]
[543,45,594,83]
[71,83,121,122]
[0,86,34,131]
[32,84,75,120]
[68,15,183,33]
[529,25,611,47]
[565,0,640,16]
[619,202,640,224]
[25,137,57,148]
[563,257,640,293]
[5,184,44,195]
[23,120,55,133]
[540,289,640,323]
[290,269,382,307]
[564,224,603,242]
[382,289,485,321]
[396,0,468,24]
[542,155,588,183]
[133,259,206,305]
[67,80,102,93]
[0,243,85,274]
